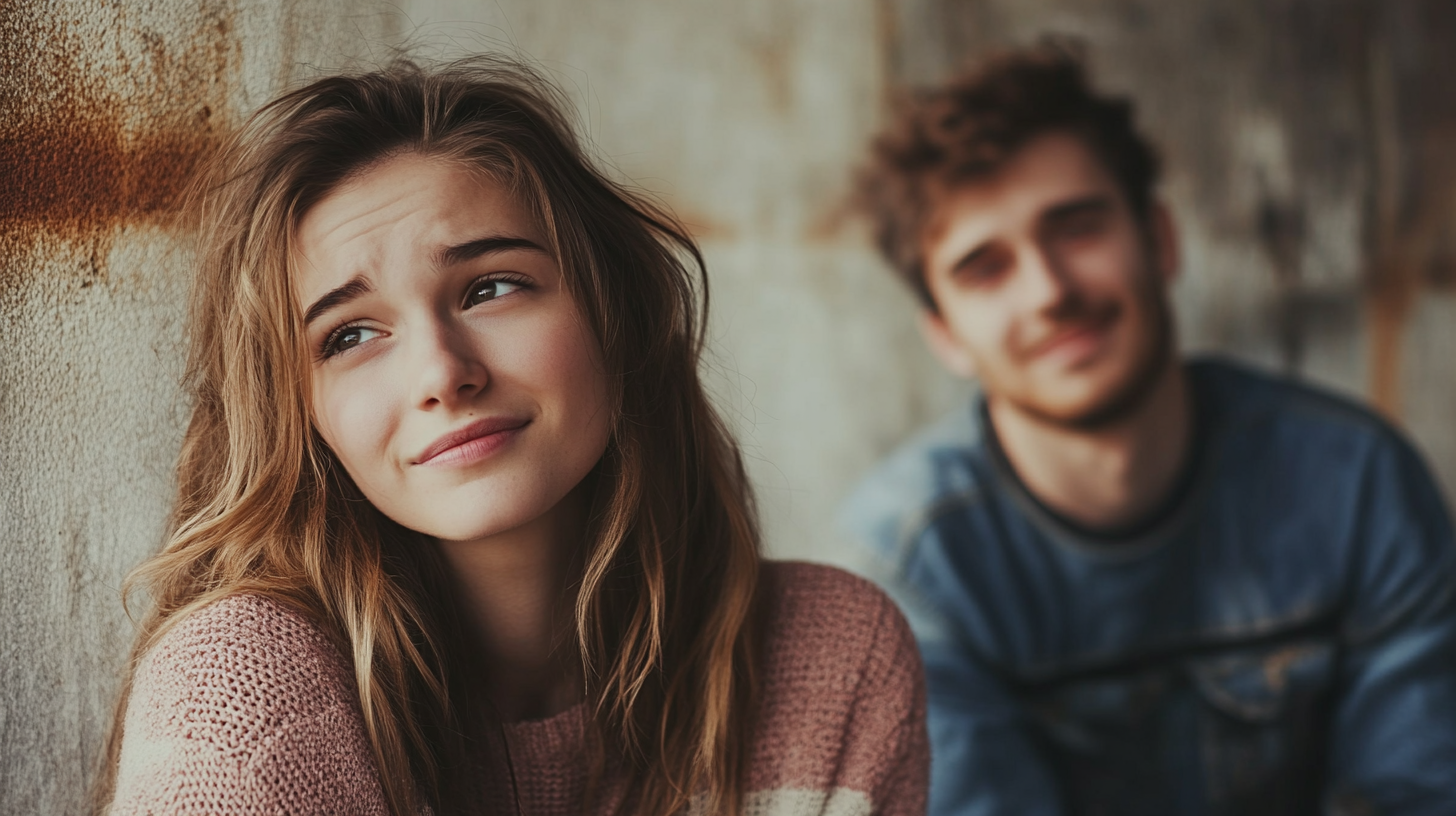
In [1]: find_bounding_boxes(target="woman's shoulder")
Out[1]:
[757,560,920,693]
[759,560,909,651]
[749,561,929,813]
[150,590,340,657]
[132,593,356,716]
[112,593,387,815]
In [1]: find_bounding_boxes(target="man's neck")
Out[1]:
[987,360,1193,534]
[435,490,587,722]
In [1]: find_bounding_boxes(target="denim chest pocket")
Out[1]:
[1019,636,1338,816]
[1025,672,1184,816]
[1188,637,1339,815]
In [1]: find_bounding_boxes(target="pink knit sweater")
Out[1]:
[109,561,928,815]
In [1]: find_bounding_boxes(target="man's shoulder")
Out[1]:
[1196,356,1455,606]
[1195,356,1402,450]
[837,405,988,568]
[1199,360,1456,642]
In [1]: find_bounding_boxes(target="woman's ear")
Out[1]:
[917,309,978,380]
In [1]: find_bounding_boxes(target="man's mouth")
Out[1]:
[1025,305,1120,363]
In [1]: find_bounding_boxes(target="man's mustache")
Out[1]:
[1015,298,1123,360]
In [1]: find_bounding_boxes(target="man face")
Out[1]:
[918,130,1177,429]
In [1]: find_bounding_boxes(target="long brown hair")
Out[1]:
[95,56,762,815]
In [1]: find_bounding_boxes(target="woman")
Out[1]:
[97,56,926,815]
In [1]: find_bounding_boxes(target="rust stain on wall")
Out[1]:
[0,1,238,272]
[1362,0,1456,417]
[746,28,794,116]
[0,116,219,229]
[673,207,739,242]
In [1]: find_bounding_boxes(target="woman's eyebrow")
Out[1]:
[304,275,373,327]
[436,235,548,267]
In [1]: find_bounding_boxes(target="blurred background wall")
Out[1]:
[2,0,1453,810]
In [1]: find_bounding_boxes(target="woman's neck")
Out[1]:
[434,489,586,722]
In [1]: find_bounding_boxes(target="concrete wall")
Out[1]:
[0,2,397,809]
[3,1,1453,811]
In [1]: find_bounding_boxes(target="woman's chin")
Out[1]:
[403,502,558,546]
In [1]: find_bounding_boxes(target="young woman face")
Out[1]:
[294,153,613,544]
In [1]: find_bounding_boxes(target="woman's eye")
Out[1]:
[324,325,382,357]
[464,278,523,307]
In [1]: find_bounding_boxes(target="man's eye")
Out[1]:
[464,278,524,307]
[323,325,382,357]
[1056,211,1108,239]
[958,255,1010,286]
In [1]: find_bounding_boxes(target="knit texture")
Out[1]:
[108,561,928,815]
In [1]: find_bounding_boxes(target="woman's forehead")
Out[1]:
[292,154,546,295]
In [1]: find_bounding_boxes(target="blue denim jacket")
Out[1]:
[839,359,1456,816]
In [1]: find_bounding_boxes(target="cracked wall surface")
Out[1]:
[3,2,1453,811]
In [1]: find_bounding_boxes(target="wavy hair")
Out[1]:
[95,56,762,815]
[855,39,1161,308]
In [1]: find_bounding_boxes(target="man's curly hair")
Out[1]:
[854,40,1161,308]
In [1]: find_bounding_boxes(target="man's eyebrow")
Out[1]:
[303,276,373,327]
[436,235,549,267]
[1042,194,1115,223]
[948,195,1116,272]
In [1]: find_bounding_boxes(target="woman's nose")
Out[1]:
[410,322,489,410]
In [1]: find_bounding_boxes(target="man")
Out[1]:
[841,43,1456,815]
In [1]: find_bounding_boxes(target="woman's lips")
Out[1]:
[414,417,530,466]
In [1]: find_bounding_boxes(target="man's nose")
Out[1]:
[1017,245,1078,314]
[410,321,489,410]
